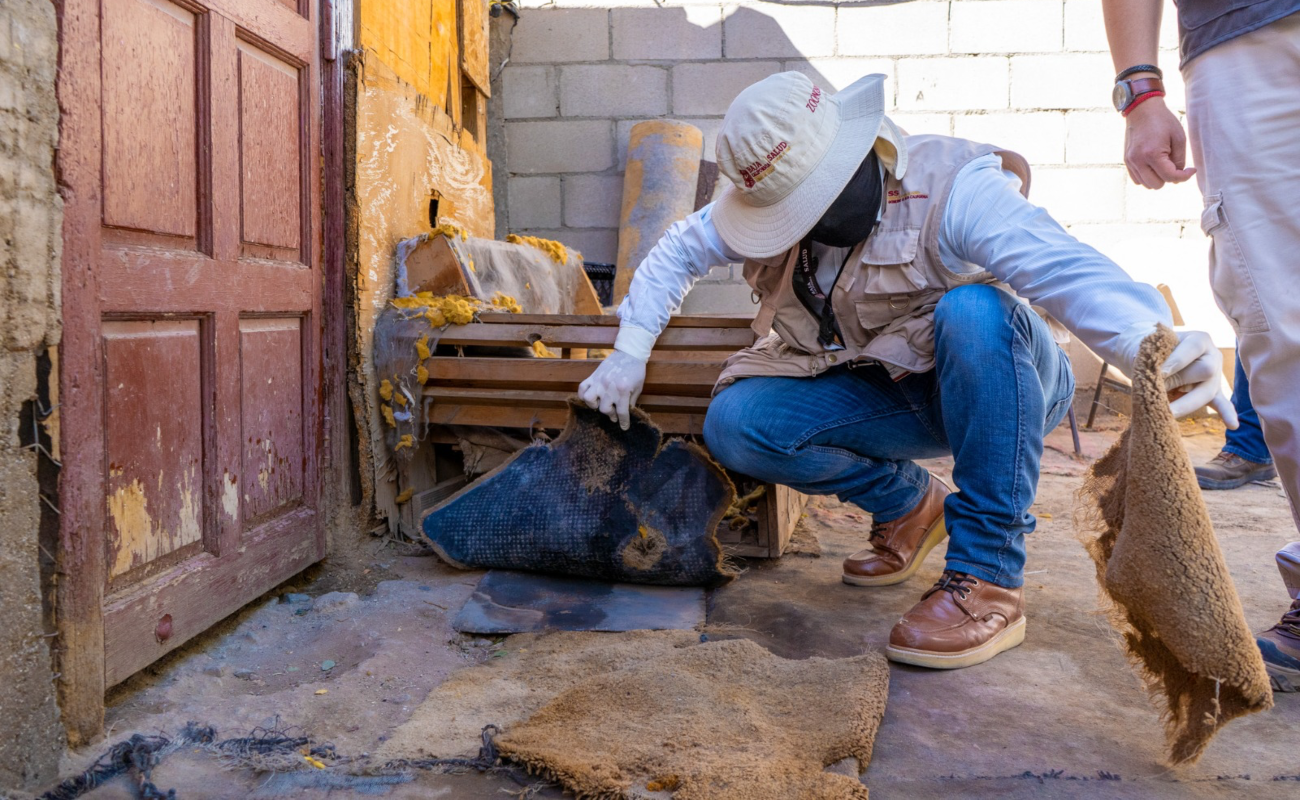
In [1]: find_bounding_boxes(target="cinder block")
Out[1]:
[671,61,783,116]
[508,176,562,230]
[612,7,722,61]
[522,228,620,264]
[503,66,558,119]
[560,64,668,117]
[838,2,949,57]
[698,264,735,283]
[1124,175,1201,223]
[950,0,1063,54]
[724,4,836,59]
[510,8,610,64]
[680,279,759,316]
[1063,0,1109,52]
[1161,65,1188,113]
[1029,166,1126,224]
[1010,53,1114,110]
[783,58,895,97]
[954,111,1066,165]
[507,120,615,174]
[897,57,1009,111]
[1068,222,1185,252]
[1064,111,1124,165]
[888,112,952,136]
[564,174,625,228]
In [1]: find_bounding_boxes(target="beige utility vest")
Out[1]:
[715,134,1032,393]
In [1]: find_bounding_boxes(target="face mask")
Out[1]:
[808,149,883,248]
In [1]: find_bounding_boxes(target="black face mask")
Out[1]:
[808,149,883,248]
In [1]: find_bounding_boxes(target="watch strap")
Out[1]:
[1117,64,1162,81]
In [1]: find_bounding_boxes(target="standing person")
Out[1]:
[1196,352,1275,490]
[579,71,1231,670]
[1100,0,1300,690]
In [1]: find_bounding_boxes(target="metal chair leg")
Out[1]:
[1067,404,1082,456]
[1085,361,1109,430]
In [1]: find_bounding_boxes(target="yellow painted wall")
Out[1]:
[349,0,494,524]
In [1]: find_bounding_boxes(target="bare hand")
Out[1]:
[1124,99,1195,190]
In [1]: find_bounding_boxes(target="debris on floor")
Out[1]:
[453,570,706,634]
[1080,329,1272,764]
[424,402,737,586]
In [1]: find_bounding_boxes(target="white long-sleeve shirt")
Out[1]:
[614,153,1171,368]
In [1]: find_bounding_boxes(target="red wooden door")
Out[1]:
[58,0,323,738]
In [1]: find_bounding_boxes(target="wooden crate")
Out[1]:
[715,482,807,559]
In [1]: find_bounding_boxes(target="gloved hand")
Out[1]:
[578,348,647,430]
[1162,329,1237,427]
[1115,324,1237,428]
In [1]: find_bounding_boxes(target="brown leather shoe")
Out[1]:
[842,477,950,586]
[885,571,1026,669]
[1195,450,1277,490]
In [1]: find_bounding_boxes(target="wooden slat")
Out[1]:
[434,323,754,351]
[427,404,707,435]
[426,357,720,396]
[424,387,711,412]
[475,313,754,328]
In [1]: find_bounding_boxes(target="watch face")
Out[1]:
[1112,81,1132,112]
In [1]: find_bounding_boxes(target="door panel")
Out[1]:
[102,319,206,581]
[239,316,306,521]
[237,41,303,254]
[100,0,199,239]
[58,0,323,724]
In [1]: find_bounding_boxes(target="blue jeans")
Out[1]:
[1223,351,1272,465]
[704,284,1075,589]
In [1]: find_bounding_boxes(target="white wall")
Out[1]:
[497,0,1230,350]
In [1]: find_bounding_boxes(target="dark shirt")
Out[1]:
[1177,0,1300,66]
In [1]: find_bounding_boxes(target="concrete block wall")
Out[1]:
[495,0,1221,340]
[0,0,67,790]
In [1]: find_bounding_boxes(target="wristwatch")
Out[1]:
[1112,77,1164,114]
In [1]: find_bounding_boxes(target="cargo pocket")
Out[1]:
[1200,194,1269,334]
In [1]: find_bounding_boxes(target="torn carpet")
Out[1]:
[376,631,888,799]
[1078,326,1272,765]
[423,401,737,586]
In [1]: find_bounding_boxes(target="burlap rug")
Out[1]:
[1078,326,1272,765]
[376,631,889,798]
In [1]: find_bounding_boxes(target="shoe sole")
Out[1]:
[1268,664,1300,693]
[1196,468,1277,490]
[842,512,947,587]
[885,616,1027,670]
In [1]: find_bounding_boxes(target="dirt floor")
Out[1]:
[38,419,1300,799]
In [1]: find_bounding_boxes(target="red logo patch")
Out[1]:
[739,141,790,188]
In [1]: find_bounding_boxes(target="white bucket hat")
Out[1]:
[712,71,894,259]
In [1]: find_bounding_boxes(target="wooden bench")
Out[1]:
[416,312,806,558]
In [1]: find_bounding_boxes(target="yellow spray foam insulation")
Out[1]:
[468,257,476,273]
[393,391,408,407]
[417,363,429,384]
[395,487,415,504]
[394,434,414,451]
[532,341,559,359]
[379,379,393,402]
[506,234,571,264]
[393,294,480,328]
[415,335,431,360]
[491,292,524,315]
[431,222,469,241]
[381,404,396,428]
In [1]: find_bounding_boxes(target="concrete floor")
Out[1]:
[49,420,1300,799]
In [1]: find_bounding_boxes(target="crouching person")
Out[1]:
[578,72,1234,669]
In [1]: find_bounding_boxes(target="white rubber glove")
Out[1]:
[578,349,647,431]
[1114,324,1237,428]
[1163,330,1237,427]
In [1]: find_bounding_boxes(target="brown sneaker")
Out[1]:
[1256,599,1300,693]
[1195,450,1276,490]
[842,477,950,586]
[885,571,1026,669]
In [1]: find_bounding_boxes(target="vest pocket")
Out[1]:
[1200,194,1269,334]
[853,291,943,331]
[860,228,921,266]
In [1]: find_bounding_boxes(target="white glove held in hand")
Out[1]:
[1162,330,1237,428]
[578,349,647,431]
